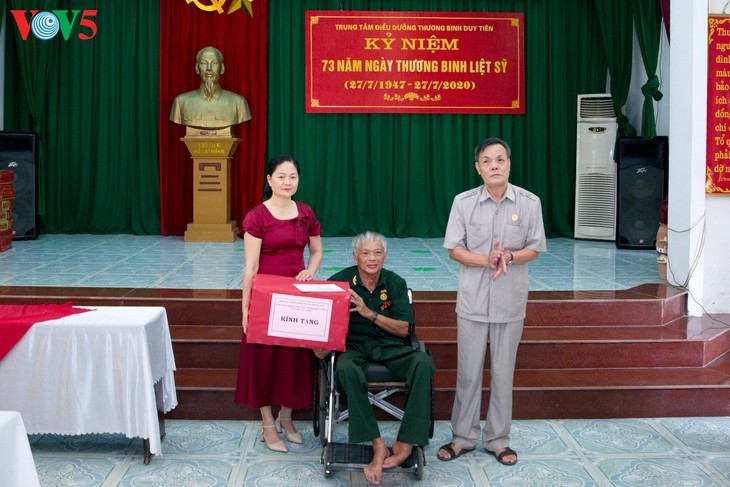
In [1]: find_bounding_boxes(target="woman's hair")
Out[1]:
[351,231,388,255]
[262,154,300,201]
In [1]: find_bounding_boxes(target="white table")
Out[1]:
[0,306,177,461]
[0,411,41,487]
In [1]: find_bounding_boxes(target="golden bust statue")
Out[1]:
[170,46,252,130]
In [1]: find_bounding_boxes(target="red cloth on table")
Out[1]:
[0,303,91,361]
[235,202,322,409]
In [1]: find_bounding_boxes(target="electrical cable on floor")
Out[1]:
[666,214,730,333]
[666,211,705,289]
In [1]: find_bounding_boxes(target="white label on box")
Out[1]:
[267,293,333,342]
[292,283,346,293]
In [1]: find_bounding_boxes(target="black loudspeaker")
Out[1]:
[0,131,39,240]
[616,136,668,249]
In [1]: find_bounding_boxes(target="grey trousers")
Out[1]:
[449,316,524,452]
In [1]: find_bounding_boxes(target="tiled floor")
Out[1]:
[28,418,730,486]
[0,234,665,291]
[3,234,728,486]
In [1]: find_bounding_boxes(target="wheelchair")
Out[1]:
[312,290,434,480]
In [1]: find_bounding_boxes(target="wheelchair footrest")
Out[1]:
[325,442,421,469]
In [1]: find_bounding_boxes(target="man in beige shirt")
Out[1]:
[438,137,546,466]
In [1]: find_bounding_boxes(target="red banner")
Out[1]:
[707,15,730,193]
[305,11,525,114]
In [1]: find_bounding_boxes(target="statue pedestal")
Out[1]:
[181,137,241,242]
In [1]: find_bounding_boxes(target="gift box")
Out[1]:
[247,273,351,351]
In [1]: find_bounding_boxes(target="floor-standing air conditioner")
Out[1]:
[574,94,618,240]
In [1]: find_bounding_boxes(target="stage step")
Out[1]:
[164,284,729,420]
[172,325,241,369]
[168,351,730,420]
[169,316,730,371]
[421,318,730,370]
[413,284,687,328]
[3,283,729,420]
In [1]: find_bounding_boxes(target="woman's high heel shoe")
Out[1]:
[276,414,304,444]
[259,424,288,452]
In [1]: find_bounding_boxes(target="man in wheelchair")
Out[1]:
[315,231,435,485]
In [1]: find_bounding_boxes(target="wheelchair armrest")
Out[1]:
[407,321,422,350]
[408,331,420,350]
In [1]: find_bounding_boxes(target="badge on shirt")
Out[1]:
[512,214,518,222]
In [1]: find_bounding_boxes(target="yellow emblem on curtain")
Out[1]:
[185,0,253,17]
[227,0,254,16]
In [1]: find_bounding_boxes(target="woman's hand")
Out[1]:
[295,269,314,281]
[242,312,248,334]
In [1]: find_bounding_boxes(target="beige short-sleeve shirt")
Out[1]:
[444,184,547,323]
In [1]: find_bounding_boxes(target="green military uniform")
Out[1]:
[329,266,434,446]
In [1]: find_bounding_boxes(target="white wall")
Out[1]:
[705,197,730,310]
[664,1,706,315]
[626,25,671,137]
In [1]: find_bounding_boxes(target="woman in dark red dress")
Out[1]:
[235,154,323,453]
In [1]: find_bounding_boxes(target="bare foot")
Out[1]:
[364,438,388,485]
[383,440,413,469]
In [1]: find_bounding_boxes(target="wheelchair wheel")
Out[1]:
[313,361,320,438]
[318,365,329,445]
[416,446,425,480]
[428,349,435,439]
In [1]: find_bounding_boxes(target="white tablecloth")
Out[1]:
[0,411,41,487]
[0,306,177,456]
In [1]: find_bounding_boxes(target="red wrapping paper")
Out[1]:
[247,274,351,351]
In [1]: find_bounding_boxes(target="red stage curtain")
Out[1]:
[158,0,268,236]
[660,0,669,43]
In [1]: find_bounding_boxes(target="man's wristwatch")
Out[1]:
[370,311,378,323]
[506,251,514,266]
